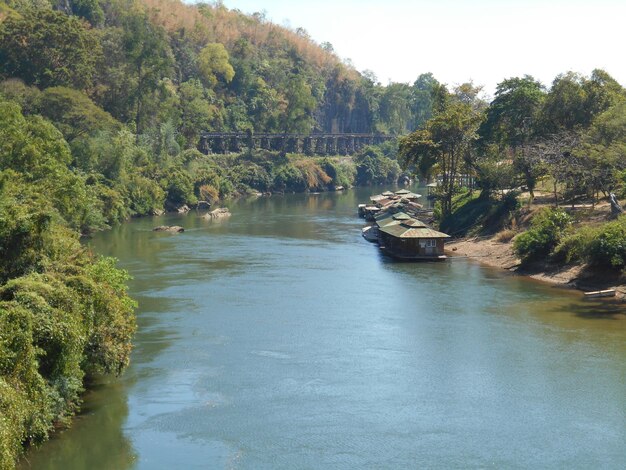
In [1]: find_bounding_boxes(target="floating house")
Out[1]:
[377,218,450,260]
[426,183,438,199]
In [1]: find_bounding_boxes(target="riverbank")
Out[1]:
[446,236,626,300]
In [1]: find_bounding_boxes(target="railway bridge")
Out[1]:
[199,131,394,156]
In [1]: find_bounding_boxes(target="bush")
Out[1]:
[553,225,597,264]
[354,147,401,186]
[513,208,572,263]
[586,217,626,268]
[292,160,331,191]
[273,164,305,192]
[161,169,197,207]
[127,175,165,216]
[496,229,517,243]
[0,252,135,468]
[230,163,272,192]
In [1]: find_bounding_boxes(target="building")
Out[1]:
[377,217,450,260]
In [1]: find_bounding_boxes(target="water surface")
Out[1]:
[23,187,626,469]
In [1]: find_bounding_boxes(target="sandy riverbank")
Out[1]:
[445,236,626,299]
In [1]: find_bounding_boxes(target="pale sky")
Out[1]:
[220,0,626,98]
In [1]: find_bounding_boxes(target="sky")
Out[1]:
[220,0,626,98]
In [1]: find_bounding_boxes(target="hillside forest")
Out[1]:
[2,0,626,467]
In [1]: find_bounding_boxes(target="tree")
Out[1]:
[280,76,316,134]
[479,76,546,148]
[37,87,121,142]
[377,83,413,134]
[178,79,219,146]
[198,43,235,88]
[69,0,104,26]
[411,73,440,129]
[538,70,623,135]
[400,99,483,216]
[0,8,101,90]
[122,12,173,137]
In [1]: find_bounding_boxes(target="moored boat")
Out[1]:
[584,289,616,299]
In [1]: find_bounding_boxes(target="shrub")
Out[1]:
[273,164,305,192]
[553,225,597,264]
[496,229,517,243]
[127,175,165,216]
[230,163,272,192]
[354,147,401,186]
[198,184,219,203]
[586,217,626,268]
[513,208,572,263]
[293,160,331,191]
[161,170,197,207]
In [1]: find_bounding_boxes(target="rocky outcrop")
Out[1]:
[153,225,185,233]
[203,208,231,220]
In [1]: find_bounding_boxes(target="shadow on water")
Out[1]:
[560,300,626,320]
[19,380,137,470]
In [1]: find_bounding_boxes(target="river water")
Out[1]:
[22,187,626,469]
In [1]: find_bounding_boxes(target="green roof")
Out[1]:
[379,222,450,239]
[375,211,411,227]
[395,189,411,195]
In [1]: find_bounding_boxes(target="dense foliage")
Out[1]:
[513,208,572,263]
[0,132,136,468]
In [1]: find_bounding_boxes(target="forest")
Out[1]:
[1,0,626,467]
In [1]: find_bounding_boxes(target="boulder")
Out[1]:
[153,225,184,233]
[177,205,190,214]
[152,208,165,216]
[203,208,231,220]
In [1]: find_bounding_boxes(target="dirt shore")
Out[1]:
[445,236,626,299]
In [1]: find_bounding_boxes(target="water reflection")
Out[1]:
[19,380,136,470]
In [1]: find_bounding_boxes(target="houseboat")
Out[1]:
[377,218,450,260]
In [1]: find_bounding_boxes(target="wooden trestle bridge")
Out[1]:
[199,132,394,156]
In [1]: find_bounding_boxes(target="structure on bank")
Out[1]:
[199,131,393,156]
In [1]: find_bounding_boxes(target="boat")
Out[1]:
[361,226,379,243]
[358,204,367,217]
[584,289,616,299]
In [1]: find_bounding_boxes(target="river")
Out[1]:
[22,186,626,469]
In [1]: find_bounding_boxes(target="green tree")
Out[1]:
[198,43,235,88]
[411,72,440,129]
[377,83,413,134]
[280,76,316,134]
[0,8,101,90]
[400,99,483,216]
[122,11,173,137]
[479,76,546,148]
[70,0,104,26]
[178,79,218,147]
[37,87,121,142]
